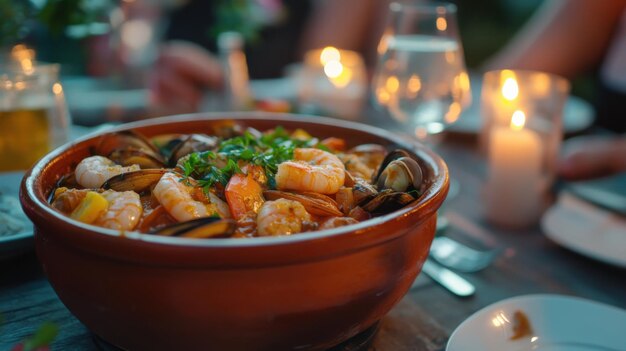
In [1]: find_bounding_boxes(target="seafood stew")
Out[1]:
[20,115,449,351]
[49,122,426,238]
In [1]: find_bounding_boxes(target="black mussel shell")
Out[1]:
[152,217,236,238]
[373,149,423,192]
[109,149,166,169]
[101,169,168,193]
[96,131,163,161]
[167,134,219,167]
[360,189,416,215]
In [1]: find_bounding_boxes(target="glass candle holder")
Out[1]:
[297,47,367,120]
[481,69,570,228]
[0,62,71,171]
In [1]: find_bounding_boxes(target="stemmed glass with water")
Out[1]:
[373,1,469,206]
[372,2,486,277]
[373,1,471,140]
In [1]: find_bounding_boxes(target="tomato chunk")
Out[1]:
[225,173,264,220]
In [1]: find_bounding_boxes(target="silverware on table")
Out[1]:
[421,259,475,297]
[429,236,500,273]
[433,214,500,272]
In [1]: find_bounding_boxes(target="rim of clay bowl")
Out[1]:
[22,112,448,248]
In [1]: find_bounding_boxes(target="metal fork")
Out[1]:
[430,216,500,273]
[421,258,476,297]
[429,236,500,273]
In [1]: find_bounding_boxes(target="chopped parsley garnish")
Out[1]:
[181,126,321,191]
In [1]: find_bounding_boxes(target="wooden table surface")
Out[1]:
[1,130,625,351]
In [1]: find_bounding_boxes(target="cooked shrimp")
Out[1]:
[256,199,313,236]
[75,156,140,188]
[208,192,232,219]
[52,188,141,230]
[94,190,142,231]
[275,148,345,194]
[153,172,218,222]
[319,217,359,230]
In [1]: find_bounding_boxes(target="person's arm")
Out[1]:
[484,0,626,78]
[149,41,224,113]
[559,135,626,180]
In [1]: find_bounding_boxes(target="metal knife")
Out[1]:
[421,258,475,297]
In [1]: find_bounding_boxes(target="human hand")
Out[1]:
[558,135,626,180]
[149,41,224,113]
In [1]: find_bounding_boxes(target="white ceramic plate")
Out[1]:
[447,294,626,351]
[0,171,34,259]
[541,192,626,268]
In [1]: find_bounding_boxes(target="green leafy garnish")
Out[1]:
[181,126,323,191]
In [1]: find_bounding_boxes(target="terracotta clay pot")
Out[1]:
[20,113,448,351]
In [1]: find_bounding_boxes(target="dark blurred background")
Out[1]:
[1,0,595,123]
[5,1,546,74]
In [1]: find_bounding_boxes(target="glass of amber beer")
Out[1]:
[0,62,70,171]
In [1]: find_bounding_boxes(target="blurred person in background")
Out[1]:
[149,0,390,113]
[484,0,626,180]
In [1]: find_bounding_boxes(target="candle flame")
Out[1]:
[376,87,390,105]
[502,78,519,101]
[53,83,63,95]
[324,60,352,88]
[407,74,422,98]
[436,17,447,31]
[324,60,343,78]
[386,76,399,93]
[321,47,353,88]
[511,110,526,131]
[377,31,392,55]
[320,46,341,65]
[11,44,36,75]
[445,102,461,123]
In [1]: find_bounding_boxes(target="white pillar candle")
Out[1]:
[486,110,543,227]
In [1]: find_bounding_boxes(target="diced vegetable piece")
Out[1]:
[320,137,346,152]
[256,99,291,113]
[225,173,264,221]
[69,191,108,224]
[291,128,313,140]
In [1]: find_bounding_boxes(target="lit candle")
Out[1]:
[486,110,543,227]
[495,71,521,125]
[297,47,366,119]
[480,70,521,151]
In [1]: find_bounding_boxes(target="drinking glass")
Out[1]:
[372,2,469,227]
[0,62,70,171]
[372,1,471,139]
